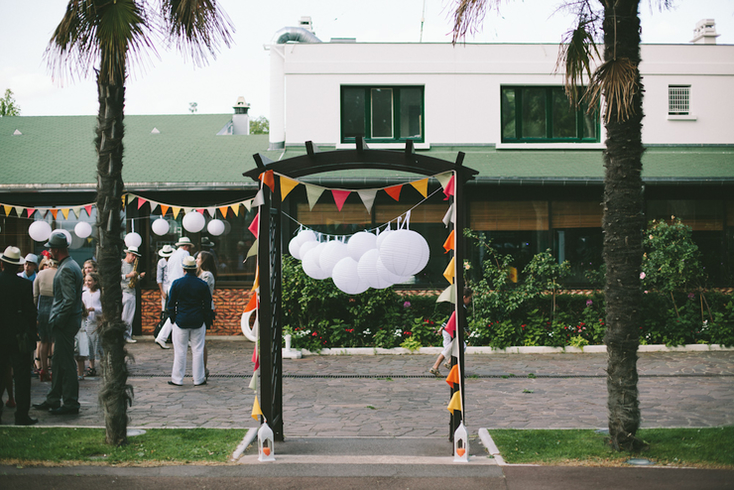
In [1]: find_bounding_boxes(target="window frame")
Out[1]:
[668,84,691,116]
[340,85,425,144]
[500,86,600,143]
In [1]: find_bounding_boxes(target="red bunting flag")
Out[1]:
[252,345,259,371]
[84,205,93,217]
[248,212,259,238]
[443,174,455,200]
[137,198,147,210]
[331,190,351,211]
[384,185,402,201]
[445,364,460,387]
[444,311,457,338]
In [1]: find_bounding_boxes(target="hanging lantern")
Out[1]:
[298,240,319,258]
[347,231,377,261]
[28,221,52,242]
[257,422,276,462]
[207,219,225,236]
[319,240,349,277]
[453,422,469,462]
[241,309,259,342]
[182,211,206,233]
[55,229,73,248]
[301,243,329,280]
[288,229,317,260]
[378,229,430,277]
[152,218,170,236]
[376,257,411,285]
[74,221,92,239]
[376,228,393,250]
[332,257,369,295]
[124,232,142,248]
[357,249,393,289]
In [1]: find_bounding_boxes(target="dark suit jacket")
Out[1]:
[0,267,37,345]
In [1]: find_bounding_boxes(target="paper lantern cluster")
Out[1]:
[28,220,95,249]
[288,227,430,295]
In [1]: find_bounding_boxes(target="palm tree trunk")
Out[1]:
[94,71,132,447]
[601,0,647,452]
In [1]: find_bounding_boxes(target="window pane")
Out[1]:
[583,110,597,140]
[342,88,365,139]
[522,88,546,138]
[399,87,422,139]
[501,88,516,139]
[371,88,393,138]
[552,89,576,138]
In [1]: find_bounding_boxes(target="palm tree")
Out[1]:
[46,0,233,446]
[452,0,656,451]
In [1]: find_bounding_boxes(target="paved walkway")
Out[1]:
[20,338,734,436]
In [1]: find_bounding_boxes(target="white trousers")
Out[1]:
[171,323,206,385]
[122,291,135,339]
[156,317,173,343]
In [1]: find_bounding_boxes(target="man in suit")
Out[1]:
[0,246,38,425]
[33,232,83,415]
[155,237,194,349]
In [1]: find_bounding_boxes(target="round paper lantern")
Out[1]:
[376,229,393,250]
[376,257,412,285]
[54,229,73,248]
[152,218,170,236]
[241,309,259,342]
[28,221,52,242]
[298,240,319,258]
[332,257,369,295]
[74,221,93,239]
[319,240,349,277]
[301,243,329,280]
[124,232,142,248]
[69,232,85,250]
[288,229,317,260]
[379,229,430,277]
[358,249,393,289]
[182,211,205,233]
[207,219,225,236]
[223,221,232,235]
[348,231,377,261]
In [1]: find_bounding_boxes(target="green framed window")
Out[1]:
[501,86,599,143]
[341,86,424,143]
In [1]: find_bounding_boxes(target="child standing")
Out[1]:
[82,272,103,376]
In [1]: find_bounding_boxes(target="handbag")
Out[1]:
[74,328,90,357]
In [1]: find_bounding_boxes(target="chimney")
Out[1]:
[232,96,251,135]
[298,16,314,33]
[691,19,719,44]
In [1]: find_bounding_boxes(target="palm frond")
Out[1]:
[585,57,638,123]
[160,0,234,66]
[451,0,502,44]
[556,18,600,107]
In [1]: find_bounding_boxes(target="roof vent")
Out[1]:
[298,16,314,33]
[151,127,160,134]
[691,19,719,44]
[13,129,22,135]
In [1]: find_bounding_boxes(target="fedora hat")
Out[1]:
[182,256,197,270]
[24,253,39,265]
[158,244,174,257]
[175,237,193,247]
[124,246,141,257]
[44,232,69,249]
[0,246,25,265]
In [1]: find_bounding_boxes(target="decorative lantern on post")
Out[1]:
[258,422,276,462]
[453,422,469,463]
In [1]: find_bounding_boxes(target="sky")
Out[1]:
[1,0,732,120]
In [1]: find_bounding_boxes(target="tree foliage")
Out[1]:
[250,115,269,134]
[0,89,20,116]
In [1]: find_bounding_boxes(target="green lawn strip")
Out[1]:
[489,427,734,468]
[0,427,246,465]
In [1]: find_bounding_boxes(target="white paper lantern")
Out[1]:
[348,231,377,261]
[319,240,349,277]
[70,232,85,250]
[288,229,317,260]
[28,221,52,242]
[207,219,225,236]
[74,221,93,239]
[376,256,412,285]
[124,232,142,248]
[358,249,393,289]
[152,218,170,236]
[332,257,369,295]
[378,229,430,277]
[182,211,205,233]
[54,229,73,248]
[376,229,393,250]
[241,309,259,342]
[298,240,319,258]
[301,243,329,280]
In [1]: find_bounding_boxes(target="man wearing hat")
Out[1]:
[33,232,83,415]
[167,256,212,386]
[18,253,39,282]
[0,247,38,425]
[121,246,146,343]
[155,237,194,349]
[156,245,174,309]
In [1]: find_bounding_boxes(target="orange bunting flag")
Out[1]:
[445,364,460,387]
[443,230,455,253]
[332,190,351,211]
[219,206,229,218]
[443,257,455,285]
[248,212,259,238]
[160,205,170,216]
[244,292,258,313]
[447,391,462,414]
[384,185,402,201]
[410,178,429,198]
[50,209,59,219]
[260,170,275,193]
[251,396,263,421]
[280,176,300,201]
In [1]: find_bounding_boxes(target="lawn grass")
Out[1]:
[489,426,734,468]
[0,427,246,466]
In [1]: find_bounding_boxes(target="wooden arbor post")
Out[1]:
[244,140,477,442]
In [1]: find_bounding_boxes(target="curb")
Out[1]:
[478,428,506,465]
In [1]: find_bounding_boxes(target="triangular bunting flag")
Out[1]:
[50,209,59,219]
[244,292,258,313]
[231,203,241,217]
[443,174,455,200]
[305,184,325,210]
[357,189,377,214]
[61,208,70,220]
[206,207,216,217]
[246,239,258,260]
[219,206,229,218]
[442,204,454,227]
[172,207,182,219]
[252,190,265,208]
[252,345,260,371]
[331,190,351,211]
[15,207,25,217]
[443,230,455,253]
[72,207,81,219]
[444,311,457,337]
[260,170,275,193]
[443,257,455,285]
[26,208,36,218]
[84,205,93,217]
[384,185,402,202]
[437,284,456,304]
[251,268,259,291]
[243,199,253,212]
[410,178,429,198]
[248,212,259,238]
[160,205,170,217]
[280,176,300,201]
[127,194,136,204]
[436,172,453,191]
[3,205,11,216]
[447,391,462,414]
[445,364,460,387]
[248,371,258,391]
[137,198,148,210]
[251,396,263,421]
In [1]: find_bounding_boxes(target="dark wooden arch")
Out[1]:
[244,139,478,443]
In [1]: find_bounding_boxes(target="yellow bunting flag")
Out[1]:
[443,230,455,254]
[447,391,462,414]
[231,203,241,217]
[280,176,299,201]
[3,205,11,216]
[445,364,460,387]
[251,396,263,421]
[61,208,70,220]
[251,268,260,291]
[443,257,455,284]
[410,178,429,198]
[172,207,182,219]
